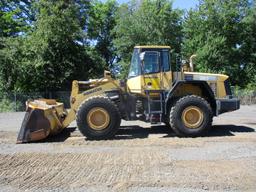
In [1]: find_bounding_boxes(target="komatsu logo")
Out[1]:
[83,87,102,95]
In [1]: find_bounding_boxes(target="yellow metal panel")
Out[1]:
[184,72,229,98]
[127,76,142,94]
[142,72,172,90]
[143,75,161,90]
[71,80,79,97]
[63,80,120,128]
[134,45,171,49]
[162,71,172,89]
[217,82,227,98]
[184,72,228,80]
[62,109,76,128]
[173,84,202,97]
[127,71,173,96]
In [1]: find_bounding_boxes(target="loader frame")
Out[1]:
[62,77,123,128]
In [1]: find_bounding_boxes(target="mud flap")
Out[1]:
[17,108,51,143]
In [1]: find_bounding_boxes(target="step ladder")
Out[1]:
[144,89,166,123]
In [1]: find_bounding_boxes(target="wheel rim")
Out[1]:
[87,107,110,131]
[181,106,204,129]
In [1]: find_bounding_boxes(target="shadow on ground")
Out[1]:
[41,124,255,142]
[115,124,255,139]
[115,125,172,139]
[208,125,255,137]
[41,127,77,143]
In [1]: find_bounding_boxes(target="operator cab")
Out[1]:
[127,46,172,95]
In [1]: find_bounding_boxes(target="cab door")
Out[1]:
[127,48,172,95]
[141,50,172,92]
[142,51,161,90]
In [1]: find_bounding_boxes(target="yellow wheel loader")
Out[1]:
[17,45,240,143]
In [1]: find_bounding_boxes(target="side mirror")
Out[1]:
[104,70,111,79]
[181,60,187,66]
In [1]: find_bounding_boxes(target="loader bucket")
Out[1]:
[17,99,66,143]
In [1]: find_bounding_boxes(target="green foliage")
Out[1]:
[21,0,89,91]
[0,0,34,37]
[0,95,22,112]
[88,0,118,67]
[182,0,255,87]
[0,97,16,112]
[0,37,23,91]
[0,0,255,93]
[113,0,183,77]
[18,0,105,91]
[239,4,256,87]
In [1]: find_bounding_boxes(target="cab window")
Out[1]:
[128,48,141,78]
[162,50,170,71]
[143,51,159,74]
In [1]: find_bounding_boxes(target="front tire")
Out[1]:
[169,95,213,137]
[76,96,121,140]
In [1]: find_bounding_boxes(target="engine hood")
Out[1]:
[184,72,229,82]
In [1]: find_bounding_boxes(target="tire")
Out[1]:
[164,121,171,127]
[76,96,121,140]
[164,98,178,129]
[169,95,213,137]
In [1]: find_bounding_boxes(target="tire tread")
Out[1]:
[169,95,213,137]
[76,95,121,140]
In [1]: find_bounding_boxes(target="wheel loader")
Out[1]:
[17,45,240,143]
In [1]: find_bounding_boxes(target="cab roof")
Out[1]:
[134,45,171,49]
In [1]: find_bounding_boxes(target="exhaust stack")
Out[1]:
[189,54,197,72]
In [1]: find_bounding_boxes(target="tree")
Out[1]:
[113,0,183,77]
[0,0,254,93]
[0,37,23,91]
[182,0,253,87]
[19,0,105,91]
[0,0,34,38]
[88,0,118,68]
[0,0,33,91]
[239,3,256,87]
[0,0,107,92]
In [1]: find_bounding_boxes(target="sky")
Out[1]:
[172,0,199,10]
[102,0,199,10]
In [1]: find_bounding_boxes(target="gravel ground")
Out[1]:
[0,105,255,192]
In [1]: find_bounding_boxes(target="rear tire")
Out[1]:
[169,95,213,137]
[76,96,121,140]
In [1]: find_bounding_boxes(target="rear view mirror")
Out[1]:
[181,60,187,66]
